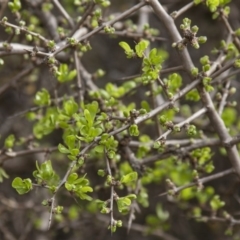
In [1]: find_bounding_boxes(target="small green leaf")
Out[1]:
[81,186,93,193]
[67,155,77,161]
[34,88,51,106]
[210,195,225,211]
[116,197,132,212]
[129,124,139,136]
[0,167,9,182]
[4,134,15,149]
[64,99,78,116]
[97,169,106,177]
[69,148,79,156]
[135,40,149,58]
[12,177,32,195]
[119,41,132,53]
[126,194,137,200]
[121,172,138,184]
[67,173,78,184]
[57,64,77,82]
[8,0,21,13]
[40,160,55,180]
[84,109,93,126]
[65,135,76,150]
[94,145,104,153]
[119,41,135,58]
[58,143,70,154]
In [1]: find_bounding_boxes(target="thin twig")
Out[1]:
[156,107,207,141]
[52,0,74,28]
[158,168,234,197]
[105,150,115,231]
[171,1,195,19]
[74,51,84,104]
[218,80,231,115]
[0,146,58,164]
[47,196,55,229]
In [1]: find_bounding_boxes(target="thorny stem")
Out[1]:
[105,150,115,231]
[74,51,84,104]
[218,80,231,115]
[48,197,55,230]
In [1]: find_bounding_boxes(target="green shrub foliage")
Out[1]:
[1,0,240,239]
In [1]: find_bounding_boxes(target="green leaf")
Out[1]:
[33,160,58,185]
[221,107,237,127]
[129,124,139,136]
[67,155,77,161]
[0,167,9,182]
[8,0,21,13]
[125,194,137,200]
[12,177,32,195]
[65,135,76,150]
[76,192,92,201]
[206,0,220,12]
[146,215,161,228]
[81,186,93,193]
[135,40,149,58]
[58,143,70,154]
[87,101,99,119]
[210,195,225,211]
[4,134,15,149]
[84,109,93,126]
[185,89,200,101]
[156,203,169,221]
[40,160,55,180]
[65,182,74,191]
[119,41,135,58]
[119,41,132,53]
[121,172,138,184]
[141,100,150,112]
[69,148,79,156]
[67,173,78,184]
[34,88,51,106]
[149,48,162,65]
[97,169,106,177]
[57,64,77,82]
[168,73,182,93]
[64,99,78,116]
[94,145,104,153]
[116,197,132,212]
[74,177,89,185]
